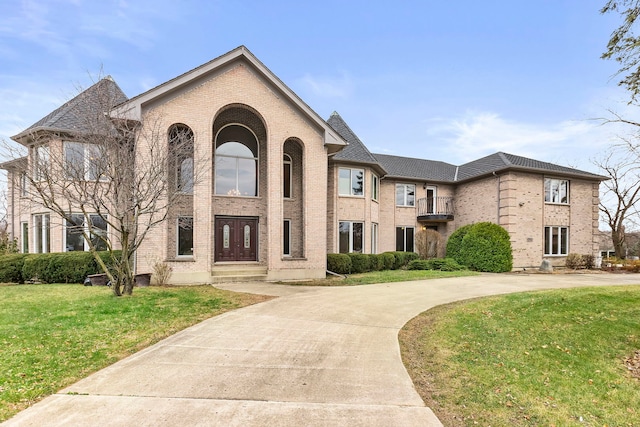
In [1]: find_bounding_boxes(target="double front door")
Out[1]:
[214,217,258,262]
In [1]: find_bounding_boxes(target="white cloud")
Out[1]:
[423,110,627,170]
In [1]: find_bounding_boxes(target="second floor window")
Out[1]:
[64,141,103,180]
[338,168,364,196]
[372,174,379,201]
[168,124,194,193]
[34,144,50,181]
[396,183,415,207]
[545,178,569,204]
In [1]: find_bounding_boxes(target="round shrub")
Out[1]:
[327,253,352,275]
[458,222,513,272]
[446,223,474,261]
[380,252,395,270]
[565,253,583,269]
[349,253,371,274]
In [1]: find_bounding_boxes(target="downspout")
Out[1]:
[493,171,500,224]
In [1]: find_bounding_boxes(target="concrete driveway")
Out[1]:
[4,273,640,426]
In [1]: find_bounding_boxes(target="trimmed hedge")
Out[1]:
[0,253,28,283]
[349,253,371,274]
[453,222,513,273]
[327,253,352,274]
[326,251,420,274]
[0,250,122,284]
[407,258,467,271]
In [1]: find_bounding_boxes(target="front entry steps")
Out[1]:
[210,264,268,283]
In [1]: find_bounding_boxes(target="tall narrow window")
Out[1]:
[20,171,28,197]
[283,154,292,198]
[34,145,50,181]
[396,227,415,252]
[215,125,258,196]
[396,184,415,207]
[169,124,194,193]
[33,213,50,253]
[339,221,363,253]
[338,168,364,196]
[177,216,194,257]
[21,221,29,253]
[371,174,379,201]
[283,219,291,256]
[371,223,378,254]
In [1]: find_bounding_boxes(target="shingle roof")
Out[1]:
[373,153,458,182]
[12,77,128,143]
[327,112,384,168]
[327,111,605,182]
[456,152,606,181]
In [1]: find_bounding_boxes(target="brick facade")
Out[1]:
[2,46,606,281]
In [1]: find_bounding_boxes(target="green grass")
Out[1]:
[0,284,269,421]
[286,269,478,286]
[400,285,640,426]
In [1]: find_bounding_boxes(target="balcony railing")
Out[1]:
[417,196,455,222]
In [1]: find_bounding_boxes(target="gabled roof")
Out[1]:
[112,45,347,154]
[373,153,458,182]
[456,152,607,182]
[327,112,386,174]
[11,77,128,145]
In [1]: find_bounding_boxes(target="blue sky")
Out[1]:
[0,0,633,171]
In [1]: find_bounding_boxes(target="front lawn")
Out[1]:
[0,284,270,422]
[400,285,640,426]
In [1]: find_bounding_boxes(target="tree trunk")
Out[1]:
[612,226,626,259]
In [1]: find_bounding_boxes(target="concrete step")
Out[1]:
[210,265,268,283]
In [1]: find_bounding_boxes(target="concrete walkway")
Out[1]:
[5,273,640,426]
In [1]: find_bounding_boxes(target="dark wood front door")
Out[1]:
[215,217,258,262]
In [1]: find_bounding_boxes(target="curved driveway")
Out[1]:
[5,273,640,426]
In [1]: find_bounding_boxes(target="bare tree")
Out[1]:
[2,77,202,295]
[594,137,640,258]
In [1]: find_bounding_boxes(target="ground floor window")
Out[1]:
[283,219,291,256]
[177,216,194,257]
[33,213,50,253]
[21,221,29,253]
[65,214,108,251]
[371,223,378,254]
[396,226,415,252]
[339,221,363,253]
[544,226,568,255]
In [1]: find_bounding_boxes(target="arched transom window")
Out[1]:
[215,124,258,197]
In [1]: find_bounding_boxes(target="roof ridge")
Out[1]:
[497,152,512,166]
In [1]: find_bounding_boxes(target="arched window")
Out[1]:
[168,124,194,193]
[215,125,258,196]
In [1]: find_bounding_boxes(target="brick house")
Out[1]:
[1,46,607,282]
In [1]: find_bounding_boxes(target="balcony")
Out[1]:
[417,196,454,222]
